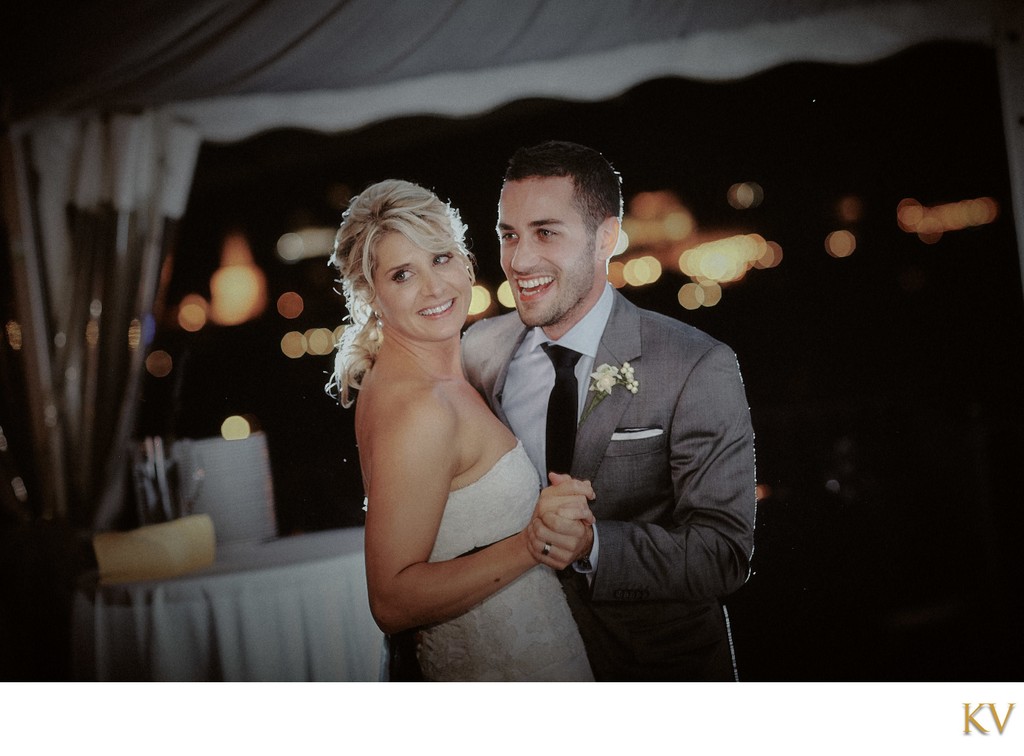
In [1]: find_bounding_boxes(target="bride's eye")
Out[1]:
[391,269,410,282]
[434,253,453,265]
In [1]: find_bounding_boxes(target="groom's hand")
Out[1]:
[528,473,595,568]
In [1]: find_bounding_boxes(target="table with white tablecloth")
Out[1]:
[72,527,384,681]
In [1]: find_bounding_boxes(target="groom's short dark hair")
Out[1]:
[504,141,623,233]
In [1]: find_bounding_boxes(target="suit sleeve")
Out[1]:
[590,343,756,603]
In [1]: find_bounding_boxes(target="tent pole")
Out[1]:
[1,131,68,521]
[995,0,1024,301]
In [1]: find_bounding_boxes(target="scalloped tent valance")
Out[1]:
[4,0,1005,142]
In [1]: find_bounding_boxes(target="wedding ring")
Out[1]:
[542,542,552,556]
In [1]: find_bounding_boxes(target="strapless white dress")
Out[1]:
[416,441,593,681]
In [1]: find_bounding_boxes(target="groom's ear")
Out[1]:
[596,216,620,262]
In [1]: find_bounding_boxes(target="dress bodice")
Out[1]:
[428,441,539,561]
[417,441,593,681]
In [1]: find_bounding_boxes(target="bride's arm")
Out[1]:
[361,399,591,635]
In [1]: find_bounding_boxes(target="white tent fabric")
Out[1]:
[6,0,1000,142]
[1,0,1020,526]
[171,0,995,142]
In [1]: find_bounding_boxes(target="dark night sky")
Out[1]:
[135,40,1023,680]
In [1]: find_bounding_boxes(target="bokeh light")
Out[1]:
[825,230,857,258]
[276,232,305,262]
[281,330,307,359]
[679,234,768,284]
[663,211,695,240]
[678,282,705,310]
[220,415,251,440]
[727,182,764,209]
[836,195,864,223]
[622,191,696,248]
[752,241,784,269]
[623,256,662,287]
[178,294,209,332]
[276,227,337,262]
[145,350,173,378]
[86,319,99,347]
[127,318,142,351]
[277,291,304,319]
[701,281,723,307]
[608,261,626,289]
[210,232,267,326]
[469,285,492,315]
[897,196,998,243]
[304,327,334,356]
[497,280,516,309]
[6,320,23,350]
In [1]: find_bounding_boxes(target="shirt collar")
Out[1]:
[535,283,614,359]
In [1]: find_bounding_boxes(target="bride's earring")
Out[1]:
[374,310,382,329]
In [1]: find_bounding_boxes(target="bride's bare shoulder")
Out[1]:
[358,376,457,448]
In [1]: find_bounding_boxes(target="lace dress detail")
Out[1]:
[416,441,593,681]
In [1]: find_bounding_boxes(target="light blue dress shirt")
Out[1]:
[501,283,615,574]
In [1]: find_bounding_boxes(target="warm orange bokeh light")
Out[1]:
[210,232,267,326]
[277,291,304,319]
[825,230,857,258]
[280,331,306,359]
[145,350,173,378]
[178,294,209,332]
[4,320,22,350]
[897,196,998,243]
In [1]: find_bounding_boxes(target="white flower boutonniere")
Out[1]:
[580,361,638,423]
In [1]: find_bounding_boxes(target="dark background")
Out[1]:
[4,40,1023,681]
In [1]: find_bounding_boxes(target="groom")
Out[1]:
[462,141,756,681]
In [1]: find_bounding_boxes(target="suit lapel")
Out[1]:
[487,319,529,426]
[572,292,643,481]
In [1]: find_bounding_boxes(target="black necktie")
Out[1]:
[542,343,581,476]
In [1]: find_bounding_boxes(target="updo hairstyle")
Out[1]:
[327,179,474,407]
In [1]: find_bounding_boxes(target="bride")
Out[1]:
[328,179,594,681]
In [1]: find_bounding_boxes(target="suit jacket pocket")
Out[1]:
[603,429,666,457]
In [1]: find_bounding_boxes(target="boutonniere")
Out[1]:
[580,362,638,423]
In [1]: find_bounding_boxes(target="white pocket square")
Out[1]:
[610,428,663,441]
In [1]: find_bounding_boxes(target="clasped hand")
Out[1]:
[527,472,595,569]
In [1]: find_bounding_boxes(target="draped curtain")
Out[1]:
[5,114,200,530]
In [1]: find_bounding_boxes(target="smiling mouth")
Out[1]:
[516,275,554,299]
[418,299,455,316]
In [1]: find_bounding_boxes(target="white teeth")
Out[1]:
[518,276,554,290]
[419,299,454,316]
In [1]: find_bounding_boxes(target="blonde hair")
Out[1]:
[326,179,475,407]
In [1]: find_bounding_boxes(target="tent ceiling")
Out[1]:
[4,0,995,141]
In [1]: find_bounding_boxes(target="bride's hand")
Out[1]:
[526,474,595,568]
[535,472,594,522]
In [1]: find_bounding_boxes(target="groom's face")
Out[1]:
[497,176,612,341]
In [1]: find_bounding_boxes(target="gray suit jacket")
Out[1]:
[462,290,756,680]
